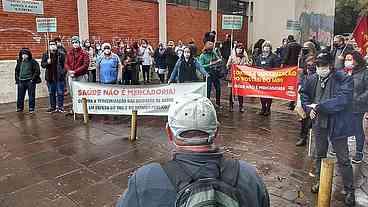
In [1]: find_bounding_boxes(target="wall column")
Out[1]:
[210,0,218,34]
[158,0,167,43]
[77,0,89,41]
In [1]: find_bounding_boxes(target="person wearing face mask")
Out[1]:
[168,46,209,84]
[122,45,138,85]
[332,35,349,71]
[166,41,178,82]
[300,51,355,206]
[276,38,288,61]
[226,43,250,113]
[54,37,66,55]
[198,41,224,109]
[65,36,90,114]
[153,43,169,83]
[296,55,316,146]
[344,51,368,163]
[255,41,280,116]
[96,43,123,84]
[139,39,154,84]
[41,40,66,113]
[15,48,41,114]
[83,39,97,82]
[95,42,103,57]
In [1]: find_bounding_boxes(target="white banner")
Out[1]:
[72,82,207,116]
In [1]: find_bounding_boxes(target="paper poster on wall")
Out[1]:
[36,18,57,33]
[222,15,243,30]
[2,0,44,15]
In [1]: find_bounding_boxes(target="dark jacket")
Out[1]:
[301,71,354,140]
[15,49,41,84]
[41,51,66,82]
[169,57,209,83]
[116,153,270,207]
[65,47,90,76]
[221,40,232,60]
[282,42,301,66]
[153,48,168,69]
[166,47,178,69]
[352,66,368,113]
[255,53,280,69]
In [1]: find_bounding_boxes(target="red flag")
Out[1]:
[353,16,368,56]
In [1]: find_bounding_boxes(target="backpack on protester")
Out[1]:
[162,159,242,207]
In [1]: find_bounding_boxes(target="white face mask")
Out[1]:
[96,45,101,50]
[344,61,354,68]
[177,50,183,57]
[22,54,28,60]
[72,43,80,49]
[263,47,271,52]
[236,48,242,54]
[316,66,330,78]
[49,45,57,51]
[104,49,111,55]
[184,51,191,59]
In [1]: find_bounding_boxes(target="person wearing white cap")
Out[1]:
[116,93,270,207]
[96,42,123,84]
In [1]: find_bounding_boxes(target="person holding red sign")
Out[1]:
[226,43,250,113]
[254,41,281,116]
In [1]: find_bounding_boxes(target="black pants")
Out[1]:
[260,98,272,112]
[207,76,221,106]
[300,118,311,140]
[158,73,165,83]
[313,124,354,192]
[142,65,150,82]
[229,89,243,108]
[17,80,36,111]
[123,70,133,85]
[88,70,96,82]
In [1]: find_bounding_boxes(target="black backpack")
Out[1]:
[162,159,241,207]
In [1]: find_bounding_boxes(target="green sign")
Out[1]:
[222,15,243,30]
[36,18,57,33]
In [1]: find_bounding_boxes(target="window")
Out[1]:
[167,0,209,10]
[218,0,249,16]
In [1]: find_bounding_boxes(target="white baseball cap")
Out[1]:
[168,93,218,146]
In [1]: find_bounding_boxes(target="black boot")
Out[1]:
[344,191,355,206]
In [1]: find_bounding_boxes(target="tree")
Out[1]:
[335,0,368,34]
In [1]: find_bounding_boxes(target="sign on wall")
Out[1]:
[287,20,301,31]
[36,17,57,33]
[2,0,44,15]
[222,15,243,30]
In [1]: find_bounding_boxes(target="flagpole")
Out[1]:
[341,15,365,54]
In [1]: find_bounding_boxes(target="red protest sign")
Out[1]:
[231,65,298,101]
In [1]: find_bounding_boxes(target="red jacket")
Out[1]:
[65,47,90,76]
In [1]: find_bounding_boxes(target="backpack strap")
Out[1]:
[220,159,240,187]
[162,160,194,192]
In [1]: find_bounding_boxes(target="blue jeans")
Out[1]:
[207,76,221,106]
[47,81,65,109]
[353,113,366,154]
[17,80,36,111]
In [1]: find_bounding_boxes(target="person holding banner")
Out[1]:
[226,43,250,113]
[96,43,123,84]
[301,51,355,205]
[168,46,209,84]
[198,41,224,109]
[255,41,280,116]
[41,39,66,113]
[65,36,90,114]
[344,50,368,163]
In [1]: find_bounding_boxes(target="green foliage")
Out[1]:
[335,0,368,34]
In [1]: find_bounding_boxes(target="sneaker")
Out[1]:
[46,108,56,113]
[57,108,65,113]
[16,108,23,112]
[239,108,245,113]
[29,110,35,115]
[296,139,307,146]
[344,192,355,206]
[352,152,364,164]
[311,183,319,194]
